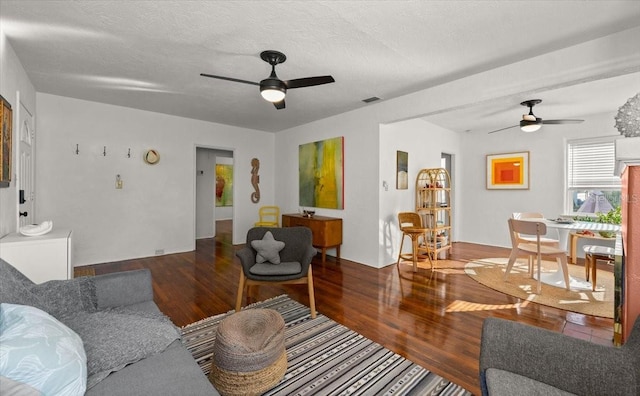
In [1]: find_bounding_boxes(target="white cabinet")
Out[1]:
[0,229,73,284]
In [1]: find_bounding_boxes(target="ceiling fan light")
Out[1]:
[260,88,285,102]
[521,124,541,133]
[520,119,542,132]
[260,79,286,102]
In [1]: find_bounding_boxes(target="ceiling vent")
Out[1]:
[362,96,380,103]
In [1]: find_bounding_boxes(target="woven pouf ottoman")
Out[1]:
[209,308,287,396]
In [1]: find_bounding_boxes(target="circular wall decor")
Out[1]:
[143,149,160,165]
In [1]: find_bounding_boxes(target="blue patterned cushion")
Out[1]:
[250,231,285,264]
[0,303,87,395]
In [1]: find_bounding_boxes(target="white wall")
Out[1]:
[274,26,639,268]
[35,94,274,266]
[458,111,621,249]
[0,32,36,237]
[379,118,462,267]
[275,106,383,266]
[274,109,463,268]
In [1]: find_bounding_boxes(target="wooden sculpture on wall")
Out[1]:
[251,158,260,203]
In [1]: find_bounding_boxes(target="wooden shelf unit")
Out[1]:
[415,168,452,263]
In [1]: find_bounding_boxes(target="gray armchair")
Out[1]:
[480,317,640,395]
[235,226,317,317]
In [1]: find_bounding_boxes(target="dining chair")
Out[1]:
[511,212,560,246]
[511,212,561,274]
[254,205,280,227]
[504,218,570,293]
[583,245,615,291]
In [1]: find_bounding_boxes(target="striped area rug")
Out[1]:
[181,295,471,396]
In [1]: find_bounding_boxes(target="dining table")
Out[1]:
[542,219,620,250]
[521,218,620,290]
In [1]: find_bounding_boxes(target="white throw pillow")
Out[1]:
[0,303,87,396]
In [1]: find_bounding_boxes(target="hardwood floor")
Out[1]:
[77,220,614,395]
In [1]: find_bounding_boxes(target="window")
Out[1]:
[566,137,620,216]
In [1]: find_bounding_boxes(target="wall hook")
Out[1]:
[75,144,79,155]
[127,148,131,158]
[103,146,107,156]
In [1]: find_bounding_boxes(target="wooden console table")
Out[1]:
[282,214,342,263]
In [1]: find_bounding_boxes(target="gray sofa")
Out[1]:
[0,259,219,395]
[480,317,640,395]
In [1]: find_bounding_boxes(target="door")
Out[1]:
[17,96,34,227]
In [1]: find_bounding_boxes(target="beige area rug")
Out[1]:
[464,258,614,318]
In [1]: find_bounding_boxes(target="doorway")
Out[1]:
[16,93,35,228]
[195,147,233,239]
[441,153,452,177]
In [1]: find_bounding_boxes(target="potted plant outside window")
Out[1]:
[595,206,621,238]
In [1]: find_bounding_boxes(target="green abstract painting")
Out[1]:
[299,136,344,209]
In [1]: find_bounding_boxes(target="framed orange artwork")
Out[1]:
[486,151,529,190]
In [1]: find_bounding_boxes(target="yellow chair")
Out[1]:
[255,206,280,227]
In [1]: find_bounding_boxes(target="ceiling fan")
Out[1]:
[488,99,584,134]
[200,50,335,110]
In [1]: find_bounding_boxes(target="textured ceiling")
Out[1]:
[1,0,640,132]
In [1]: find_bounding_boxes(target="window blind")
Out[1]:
[567,139,620,188]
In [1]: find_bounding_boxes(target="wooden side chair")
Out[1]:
[583,245,615,291]
[254,205,280,227]
[396,212,432,271]
[504,218,570,294]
